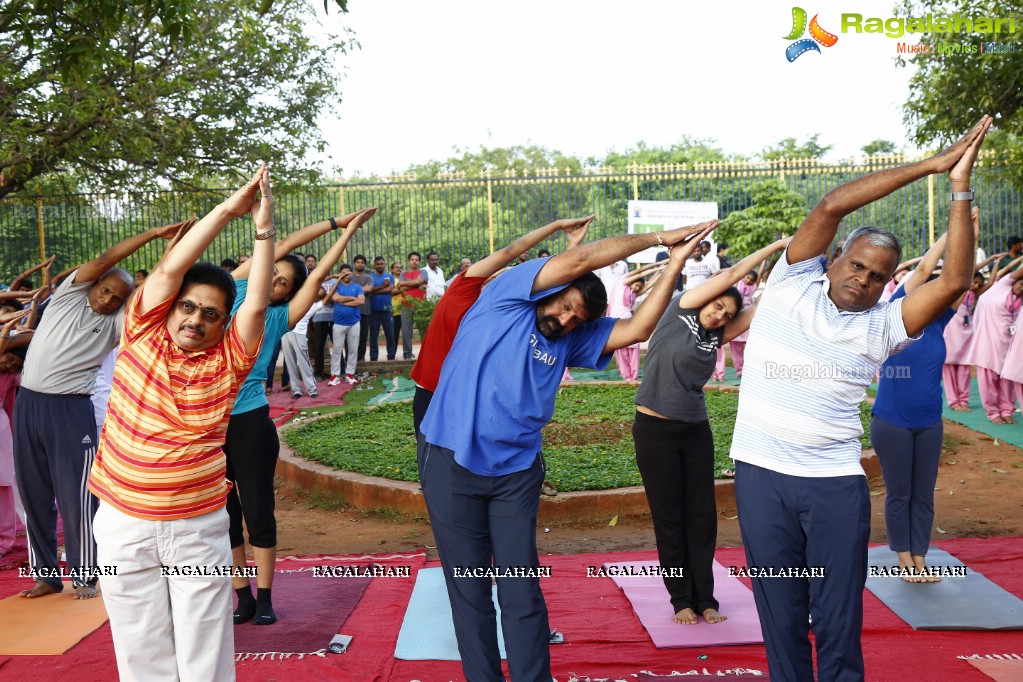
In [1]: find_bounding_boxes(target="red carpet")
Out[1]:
[0,540,1020,680]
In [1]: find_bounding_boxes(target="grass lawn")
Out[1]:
[284,381,875,493]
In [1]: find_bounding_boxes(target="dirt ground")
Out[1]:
[273,419,1023,560]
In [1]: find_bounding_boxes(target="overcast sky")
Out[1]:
[311,0,922,177]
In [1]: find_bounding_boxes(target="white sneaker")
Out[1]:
[345,374,357,385]
[327,375,341,386]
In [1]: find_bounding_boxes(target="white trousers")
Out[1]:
[94,503,235,682]
[281,331,317,396]
[330,321,360,378]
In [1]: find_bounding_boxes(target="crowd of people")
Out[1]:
[0,116,1019,681]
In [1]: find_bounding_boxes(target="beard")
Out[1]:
[535,313,564,339]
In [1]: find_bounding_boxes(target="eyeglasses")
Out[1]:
[174,299,228,322]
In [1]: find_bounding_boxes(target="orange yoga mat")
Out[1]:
[967,658,1023,682]
[0,583,108,655]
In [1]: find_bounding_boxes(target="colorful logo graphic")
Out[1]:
[784,7,839,61]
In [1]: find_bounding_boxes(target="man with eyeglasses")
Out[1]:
[87,166,276,680]
[14,218,189,602]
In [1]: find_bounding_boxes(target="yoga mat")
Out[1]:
[233,568,372,656]
[865,546,1023,630]
[604,560,763,648]
[394,567,506,660]
[368,375,416,405]
[942,378,1023,449]
[0,582,109,655]
[638,674,770,680]
[967,658,1023,681]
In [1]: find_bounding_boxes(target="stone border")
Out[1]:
[276,435,881,524]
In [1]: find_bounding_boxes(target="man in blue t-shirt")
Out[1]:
[328,264,365,384]
[366,256,396,361]
[418,218,717,682]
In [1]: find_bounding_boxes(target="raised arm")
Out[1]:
[533,220,719,295]
[285,208,377,328]
[602,223,718,353]
[142,168,267,316]
[231,211,363,281]
[902,232,948,295]
[74,220,186,285]
[232,169,277,356]
[9,255,55,291]
[902,116,992,337]
[622,261,666,286]
[788,117,991,264]
[465,216,593,280]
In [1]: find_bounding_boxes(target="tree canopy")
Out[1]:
[898,0,1023,178]
[716,179,808,255]
[760,134,833,161]
[861,139,899,156]
[0,0,351,199]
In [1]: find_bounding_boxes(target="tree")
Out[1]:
[760,134,833,160]
[716,179,808,256]
[0,0,351,199]
[861,139,899,156]
[898,0,1023,180]
[598,137,736,167]
[401,144,584,180]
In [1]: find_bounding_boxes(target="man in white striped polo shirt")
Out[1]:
[730,116,991,682]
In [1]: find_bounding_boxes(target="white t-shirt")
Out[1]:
[682,259,717,289]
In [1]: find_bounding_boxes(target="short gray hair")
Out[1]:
[843,226,901,262]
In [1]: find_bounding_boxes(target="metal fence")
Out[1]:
[2,155,1021,285]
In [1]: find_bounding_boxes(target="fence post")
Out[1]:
[485,169,494,254]
[36,196,46,271]
[927,174,935,245]
[338,178,345,215]
[630,163,639,200]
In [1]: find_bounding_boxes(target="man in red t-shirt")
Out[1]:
[409,217,592,433]
[397,252,427,360]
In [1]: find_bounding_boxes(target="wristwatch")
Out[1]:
[950,189,975,202]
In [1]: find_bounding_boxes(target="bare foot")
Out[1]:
[20,582,58,598]
[913,555,941,583]
[73,585,98,599]
[897,551,922,583]
[702,608,728,624]
[951,405,970,412]
[990,416,1007,425]
[674,607,697,624]
[1002,415,1017,424]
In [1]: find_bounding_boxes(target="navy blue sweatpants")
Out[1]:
[419,441,550,682]
[734,460,870,682]
[870,415,942,556]
[13,388,99,590]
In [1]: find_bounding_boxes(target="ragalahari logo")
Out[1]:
[784,7,838,61]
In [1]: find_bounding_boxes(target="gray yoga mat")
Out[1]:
[865,546,1023,630]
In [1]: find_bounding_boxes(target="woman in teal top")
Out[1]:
[225,208,376,625]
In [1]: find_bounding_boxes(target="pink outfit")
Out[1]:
[729,280,758,376]
[978,367,1017,419]
[0,372,20,556]
[712,347,726,380]
[942,292,975,408]
[942,364,972,408]
[966,278,1022,418]
[610,279,640,381]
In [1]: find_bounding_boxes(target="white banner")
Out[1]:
[626,200,718,263]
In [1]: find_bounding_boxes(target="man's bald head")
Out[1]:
[87,268,135,315]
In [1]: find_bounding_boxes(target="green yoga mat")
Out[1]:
[942,378,1023,450]
[368,375,417,405]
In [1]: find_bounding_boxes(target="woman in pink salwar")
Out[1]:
[943,265,1003,410]
[964,254,1023,423]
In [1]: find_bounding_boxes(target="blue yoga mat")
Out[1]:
[394,567,506,660]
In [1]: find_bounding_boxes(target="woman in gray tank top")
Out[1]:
[632,237,789,625]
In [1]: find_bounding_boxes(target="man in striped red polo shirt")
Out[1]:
[89,165,276,681]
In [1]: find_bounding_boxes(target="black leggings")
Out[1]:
[632,410,719,613]
[224,406,280,548]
